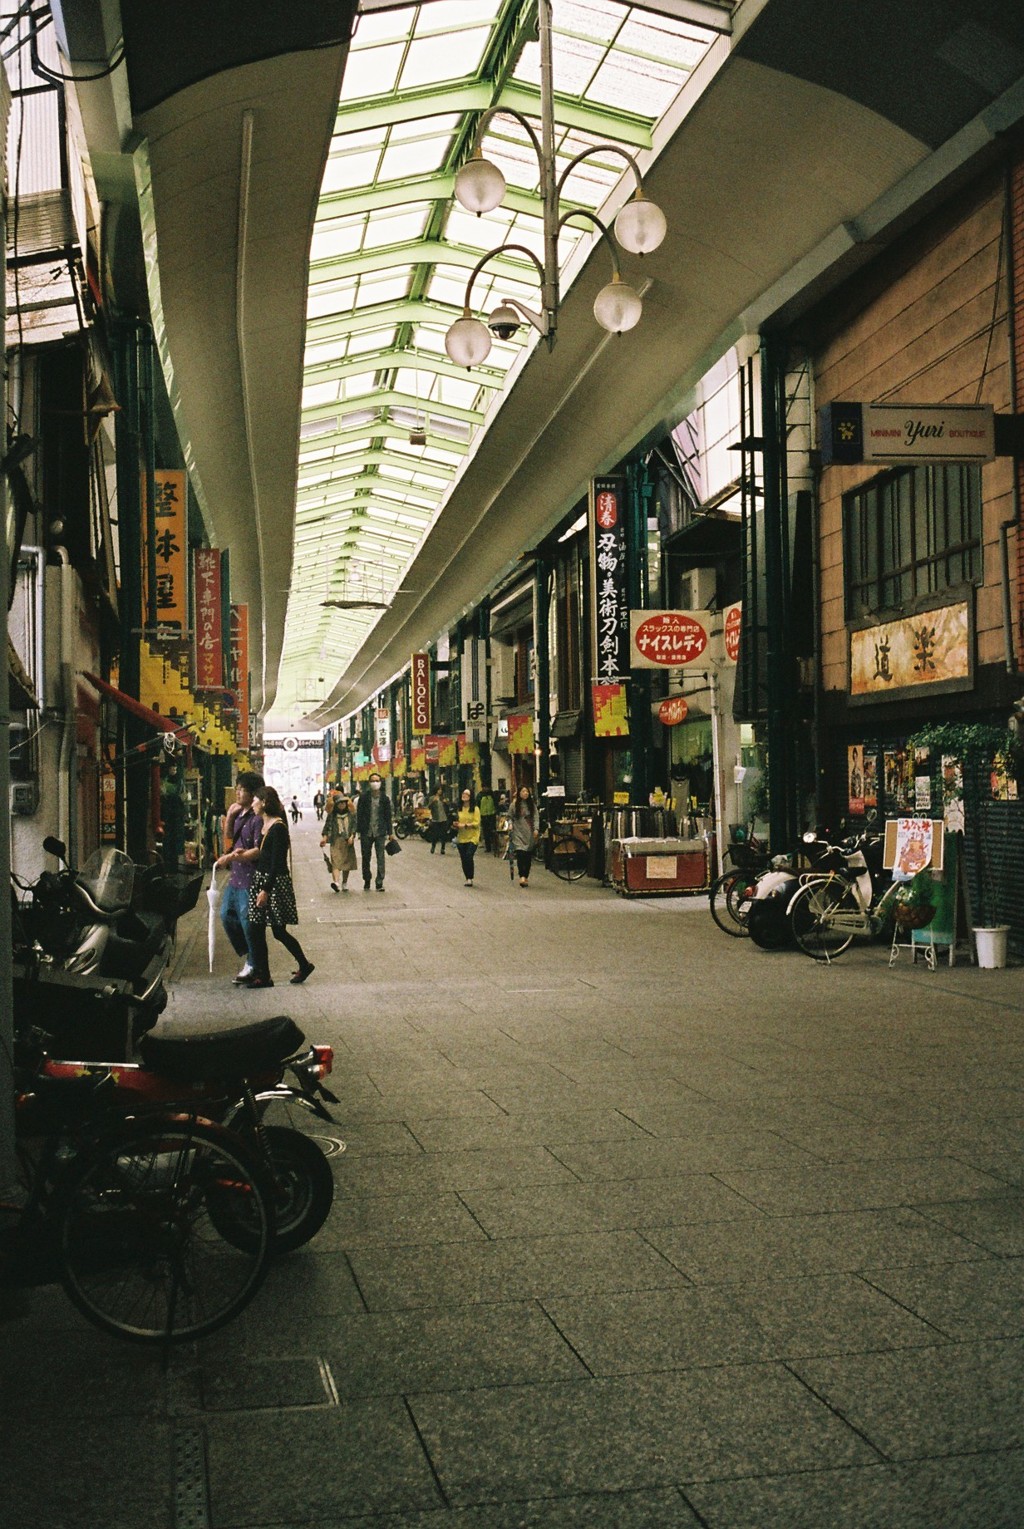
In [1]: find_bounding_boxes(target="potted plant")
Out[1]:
[891,869,936,929]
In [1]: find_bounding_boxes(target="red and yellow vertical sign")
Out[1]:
[229,604,250,749]
[193,549,223,688]
[144,469,187,630]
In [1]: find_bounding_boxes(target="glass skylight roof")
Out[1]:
[276,0,731,717]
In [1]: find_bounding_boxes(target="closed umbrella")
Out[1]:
[206,868,222,972]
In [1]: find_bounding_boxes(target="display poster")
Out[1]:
[629,609,709,669]
[410,742,426,772]
[100,753,117,843]
[847,744,865,815]
[592,682,629,738]
[884,817,944,876]
[458,736,480,764]
[850,600,971,699]
[143,469,187,632]
[193,548,223,688]
[589,476,629,682]
[863,749,878,811]
[507,713,535,756]
[411,652,431,733]
[941,755,965,833]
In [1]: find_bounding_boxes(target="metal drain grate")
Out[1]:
[173,1427,210,1529]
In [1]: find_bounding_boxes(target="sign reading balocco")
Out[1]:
[411,652,431,733]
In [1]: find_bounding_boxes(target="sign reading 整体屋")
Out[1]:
[589,476,629,682]
[819,402,995,465]
[849,599,971,702]
[629,610,709,669]
[143,469,187,631]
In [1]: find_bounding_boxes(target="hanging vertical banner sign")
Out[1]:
[229,604,250,749]
[375,707,391,764]
[143,469,187,632]
[591,683,630,738]
[193,549,223,688]
[462,638,487,741]
[723,601,742,664]
[588,476,629,682]
[411,652,431,733]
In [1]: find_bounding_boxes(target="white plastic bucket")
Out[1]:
[974,926,1010,969]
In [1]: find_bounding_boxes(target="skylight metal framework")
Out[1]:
[277,0,730,716]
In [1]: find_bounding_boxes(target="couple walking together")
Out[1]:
[217,775,314,988]
[320,773,394,892]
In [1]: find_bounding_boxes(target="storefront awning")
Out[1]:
[666,515,742,563]
[551,709,582,739]
[84,671,187,736]
[9,637,40,710]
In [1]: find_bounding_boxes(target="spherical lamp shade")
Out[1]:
[614,195,667,255]
[454,157,506,215]
[445,314,492,368]
[593,279,642,334]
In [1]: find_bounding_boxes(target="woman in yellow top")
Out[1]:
[454,788,481,887]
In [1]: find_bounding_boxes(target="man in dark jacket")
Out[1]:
[355,772,394,890]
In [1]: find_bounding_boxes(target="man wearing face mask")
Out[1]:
[355,771,394,891]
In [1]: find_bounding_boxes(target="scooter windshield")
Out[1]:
[76,848,135,913]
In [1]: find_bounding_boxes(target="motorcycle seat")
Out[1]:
[138,1015,306,1081]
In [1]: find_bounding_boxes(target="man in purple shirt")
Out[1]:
[214,770,264,983]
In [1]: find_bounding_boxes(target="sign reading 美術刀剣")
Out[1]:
[819,402,995,465]
[588,476,629,682]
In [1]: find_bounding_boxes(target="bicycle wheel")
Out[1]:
[790,879,858,961]
[551,836,587,881]
[58,1116,274,1344]
[709,869,750,937]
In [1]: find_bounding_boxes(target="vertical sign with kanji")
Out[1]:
[144,469,187,631]
[588,476,629,683]
[229,604,250,749]
[193,548,223,688]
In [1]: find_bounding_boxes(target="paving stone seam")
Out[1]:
[779,1360,893,1464]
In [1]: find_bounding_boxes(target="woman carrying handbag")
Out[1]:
[245,785,314,987]
[320,792,357,892]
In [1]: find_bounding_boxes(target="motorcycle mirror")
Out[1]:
[43,836,67,861]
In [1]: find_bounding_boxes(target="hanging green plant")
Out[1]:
[906,722,1015,760]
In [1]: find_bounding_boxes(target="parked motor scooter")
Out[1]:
[743,832,838,950]
[12,837,201,1057]
[20,1014,340,1253]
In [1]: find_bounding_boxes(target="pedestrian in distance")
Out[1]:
[289,796,301,824]
[312,789,325,822]
[320,792,357,892]
[214,769,264,983]
[477,783,497,854]
[427,784,448,855]
[355,771,394,890]
[455,788,481,886]
[508,785,540,888]
[245,785,314,987]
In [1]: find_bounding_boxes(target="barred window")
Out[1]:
[843,463,982,619]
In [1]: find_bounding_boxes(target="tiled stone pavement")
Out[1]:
[4,817,1024,1527]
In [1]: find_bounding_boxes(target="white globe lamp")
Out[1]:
[445,313,493,368]
[454,157,506,215]
[614,194,667,256]
[593,278,642,334]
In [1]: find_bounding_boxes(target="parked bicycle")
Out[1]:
[2,1052,275,1343]
[787,830,896,961]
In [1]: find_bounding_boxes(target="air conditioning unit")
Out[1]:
[678,567,716,611]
